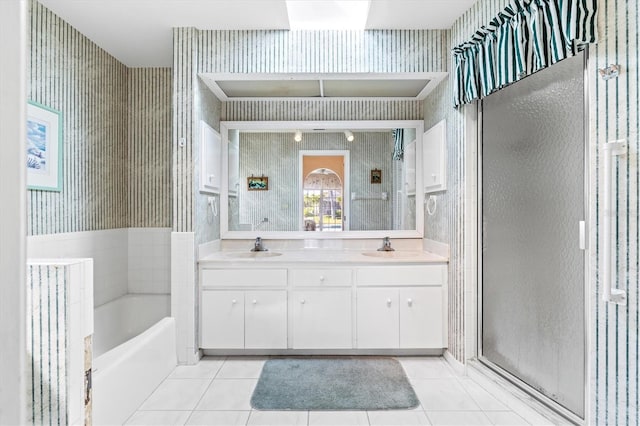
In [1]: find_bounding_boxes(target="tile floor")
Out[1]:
[124,356,556,426]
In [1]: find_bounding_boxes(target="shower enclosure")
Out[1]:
[479,51,586,419]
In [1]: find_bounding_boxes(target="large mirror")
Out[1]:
[221,120,424,238]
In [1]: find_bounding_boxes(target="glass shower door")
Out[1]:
[481,52,585,418]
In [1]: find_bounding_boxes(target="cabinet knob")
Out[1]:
[386,298,392,306]
[231,299,237,304]
[252,299,257,305]
[407,298,413,307]
[319,276,325,282]
[300,299,306,304]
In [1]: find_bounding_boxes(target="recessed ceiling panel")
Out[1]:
[366,0,478,29]
[217,80,321,98]
[323,79,430,97]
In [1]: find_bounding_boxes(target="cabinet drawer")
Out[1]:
[356,265,445,286]
[290,268,352,286]
[201,268,287,287]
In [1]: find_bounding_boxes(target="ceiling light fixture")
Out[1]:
[294,130,303,142]
[344,130,354,142]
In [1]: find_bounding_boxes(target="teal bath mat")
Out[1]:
[250,357,419,410]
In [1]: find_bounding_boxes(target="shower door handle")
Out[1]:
[578,221,586,250]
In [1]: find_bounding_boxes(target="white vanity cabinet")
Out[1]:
[199,261,447,353]
[200,269,287,349]
[290,268,352,349]
[291,289,352,349]
[201,290,244,348]
[356,265,447,349]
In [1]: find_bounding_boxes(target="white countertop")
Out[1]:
[199,249,448,265]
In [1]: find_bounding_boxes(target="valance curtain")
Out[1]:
[392,129,404,160]
[452,0,597,107]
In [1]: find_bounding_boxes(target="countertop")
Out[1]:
[199,249,448,265]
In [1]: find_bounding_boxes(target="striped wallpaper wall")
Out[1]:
[423,0,511,372]
[196,30,447,74]
[26,264,67,425]
[173,27,196,233]
[223,100,423,122]
[28,0,128,235]
[128,68,172,228]
[431,0,639,423]
[591,1,639,424]
[28,1,173,235]
[174,28,447,233]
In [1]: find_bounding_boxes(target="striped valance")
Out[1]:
[452,0,597,107]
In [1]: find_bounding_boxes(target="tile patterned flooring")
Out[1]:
[125,356,557,426]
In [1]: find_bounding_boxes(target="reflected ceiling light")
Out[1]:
[344,130,354,142]
[294,130,303,142]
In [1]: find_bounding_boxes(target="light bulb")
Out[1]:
[344,130,354,142]
[294,130,302,142]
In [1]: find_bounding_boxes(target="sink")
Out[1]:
[361,251,422,259]
[226,251,283,258]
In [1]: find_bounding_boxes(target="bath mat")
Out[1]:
[250,357,419,410]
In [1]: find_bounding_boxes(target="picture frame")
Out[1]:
[27,101,63,191]
[370,169,382,184]
[247,176,269,191]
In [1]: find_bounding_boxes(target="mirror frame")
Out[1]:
[220,120,424,239]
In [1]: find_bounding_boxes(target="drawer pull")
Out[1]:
[231,299,237,305]
[407,298,413,307]
[252,299,257,305]
[300,299,306,304]
[319,276,325,282]
[386,298,392,306]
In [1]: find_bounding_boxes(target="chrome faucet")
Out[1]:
[377,236,395,251]
[251,237,268,252]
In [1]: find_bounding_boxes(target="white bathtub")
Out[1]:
[93,294,176,425]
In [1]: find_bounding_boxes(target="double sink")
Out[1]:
[224,251,422,259]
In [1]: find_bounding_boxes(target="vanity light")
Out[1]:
[344,130,354,142]
[294,130,303,142]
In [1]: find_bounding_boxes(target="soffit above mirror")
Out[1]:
[201,72,447,101]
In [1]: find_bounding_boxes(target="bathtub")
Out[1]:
[92,294,176,425]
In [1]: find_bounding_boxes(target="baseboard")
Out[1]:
[443,350,466,375]
[203,349,444,357]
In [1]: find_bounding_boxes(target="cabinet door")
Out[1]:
[201,290,244,348]
[356,288,399,348]
[245,291,287,349]
[291,289,352,349]
[400,287,443,348]
[423,119,446,193]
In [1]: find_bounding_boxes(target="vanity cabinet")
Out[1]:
[200,268,287,349]
[199,263,447,352]
[291,289,352,349]
[201,290,287,349]
[356,287,443,348]
[201,290,244,348]
[355,265,447,349]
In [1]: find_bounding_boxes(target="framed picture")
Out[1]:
[370,169,382,184]
[247,176,268,191]
[27,101,63,191]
